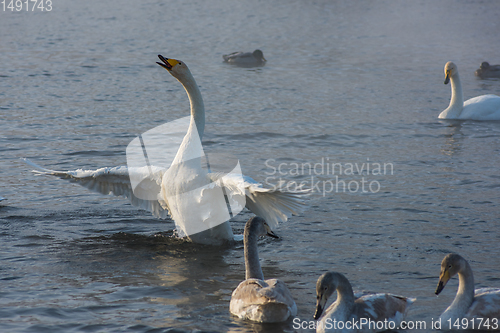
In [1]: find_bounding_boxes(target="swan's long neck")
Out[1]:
[334,274,356,316]
[244,226,264,280]
[169,71,206,167]
[442,72,464,119]
[181,71,205,140]
[447,261,475,317]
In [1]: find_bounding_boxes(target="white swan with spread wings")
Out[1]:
[24,55,306,245]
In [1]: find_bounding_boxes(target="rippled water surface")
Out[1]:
[1,1,500,332]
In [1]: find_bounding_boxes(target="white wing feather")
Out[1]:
[23,158,169,219]
[208,172,308,229]
[24,159,308,228]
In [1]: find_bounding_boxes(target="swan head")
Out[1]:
[157,54,191,81]
[314,272,338,320]
[244,216,279,239]
[435,253,465,295]
[444,61,458,85]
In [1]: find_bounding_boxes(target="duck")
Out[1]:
[475,62,500,79]
[229,216,297,323]
[314,272,414,333]
[435,253,500,327]
[439,61,500,120]
[24,55,306,245]
[222,49,266,67]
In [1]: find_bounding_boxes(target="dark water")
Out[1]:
[1,1,500,332]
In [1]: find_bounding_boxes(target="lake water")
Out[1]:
[1,1,500,332]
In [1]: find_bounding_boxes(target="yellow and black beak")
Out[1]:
[435,270,450,295]
[314,304,323,320]
[444,70,451,85]
[157,54,179,70]
[263,223,279,239]
[314,294,327,320]
[265,225,279,239]
[267,230,279,238]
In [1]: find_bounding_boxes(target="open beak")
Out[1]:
[435,270,450,295]
[157,54,174,70]
[444,71,451,84]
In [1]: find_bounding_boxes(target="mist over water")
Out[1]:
[1,1,500,332]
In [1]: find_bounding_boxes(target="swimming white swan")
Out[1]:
[24,55,306,245]
[439,61,500,120]
[475,62,500,79]
[435,253,500,327]
[223,49,266,67]
[314,272,414,333]
[229,216,297,322]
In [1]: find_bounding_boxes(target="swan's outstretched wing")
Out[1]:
[208,172,308,228]
[24,159,306,227]
[23,158,169,219]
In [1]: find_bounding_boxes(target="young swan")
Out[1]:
[439,61,500,120]
[435,253,500,327]
[229,216,297,323]
[314,272,414,333]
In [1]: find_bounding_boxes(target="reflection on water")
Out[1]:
[439,121,464,157]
